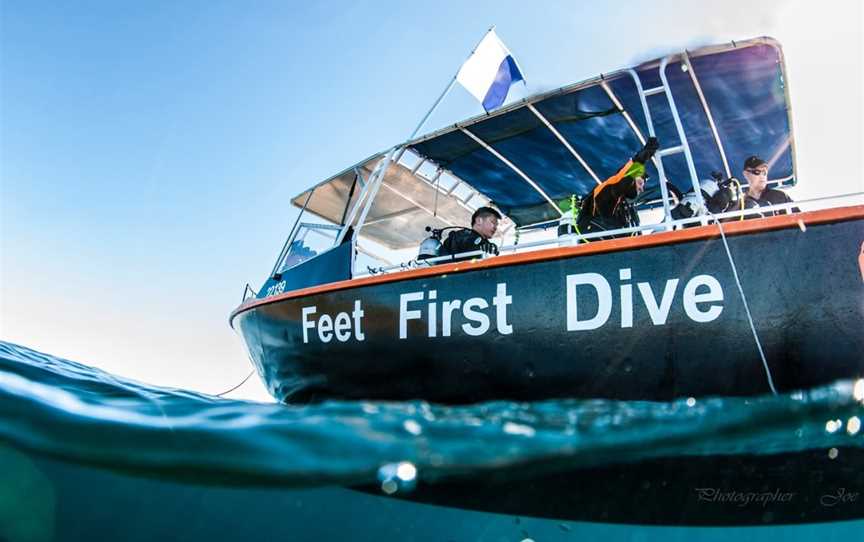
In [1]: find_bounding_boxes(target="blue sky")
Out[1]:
[2,1,861,400]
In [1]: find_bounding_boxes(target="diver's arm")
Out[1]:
[632,137,659,165]
[443,229,497,256]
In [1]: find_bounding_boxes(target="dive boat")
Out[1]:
[230,37,864,405]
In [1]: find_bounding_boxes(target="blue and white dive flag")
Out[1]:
[456,29,524,111]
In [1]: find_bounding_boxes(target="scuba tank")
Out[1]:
[417,226,443,260]
[671,179,717,219]
[671,172,744,221]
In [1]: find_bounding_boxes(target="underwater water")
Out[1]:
[1,340,863,541]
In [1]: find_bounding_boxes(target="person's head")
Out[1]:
[471,206,502,239]
[742,155,769,195]
[633,176,646,195]
[623,175,646,199]
[622,161,647,198]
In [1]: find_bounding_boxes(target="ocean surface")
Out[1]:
[1,340,863,541]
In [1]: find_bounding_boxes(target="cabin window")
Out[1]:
[278,223,341,273]
[272,181,355,276]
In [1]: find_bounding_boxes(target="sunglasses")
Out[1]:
[746,168,768,176]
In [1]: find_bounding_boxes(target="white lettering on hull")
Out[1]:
[299,270,724,343]
[565,268,724,331]
[399,282,513,339]
[301,301,365,344]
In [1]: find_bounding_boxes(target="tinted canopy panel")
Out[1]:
[295,37,795,237]
[407,38,793,225]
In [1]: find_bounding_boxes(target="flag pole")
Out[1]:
[406,25,496,142]
[379,25,498,176]
[339,26,498,246]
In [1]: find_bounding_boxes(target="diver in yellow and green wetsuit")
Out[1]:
[576,137,659,239]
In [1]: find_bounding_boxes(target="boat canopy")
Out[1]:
[291,37,795,249]
[289,157,480,250]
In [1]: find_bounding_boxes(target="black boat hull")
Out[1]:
[232,207,864,404]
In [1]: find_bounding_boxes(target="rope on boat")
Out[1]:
[711,215,778,395]
[215,370,255,397]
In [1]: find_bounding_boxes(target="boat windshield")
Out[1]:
[270,185,347,276]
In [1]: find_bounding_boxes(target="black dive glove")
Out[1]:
[632,137,660,164]
[707,172,739,213]
[707,186,734,213]
[477,237,499,255]
[711,171,735,190]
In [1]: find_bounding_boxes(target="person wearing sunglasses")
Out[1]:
[741,155,798,217]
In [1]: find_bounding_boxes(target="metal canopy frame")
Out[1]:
[681,50,732,179]
[353,166,367,188]
[277,37,793,278]
[270,188,314,278]
[289,37,788,201]
[362,207,423,226]
[459,126,563,217]
[403,37,786,150]
[292,149,490,256]
[659,55,703,208]
[400,39,791,227]
[625,67,675,225]
[600,80,648,146]
[336,151,393,245]
[380,178,457,226]
[527,103,601,185]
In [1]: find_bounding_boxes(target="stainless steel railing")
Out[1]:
[355,191,864,277]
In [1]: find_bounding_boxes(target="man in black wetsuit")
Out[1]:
[442,206,501,258]
[741,155,799,217]
[576,137,659,238]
